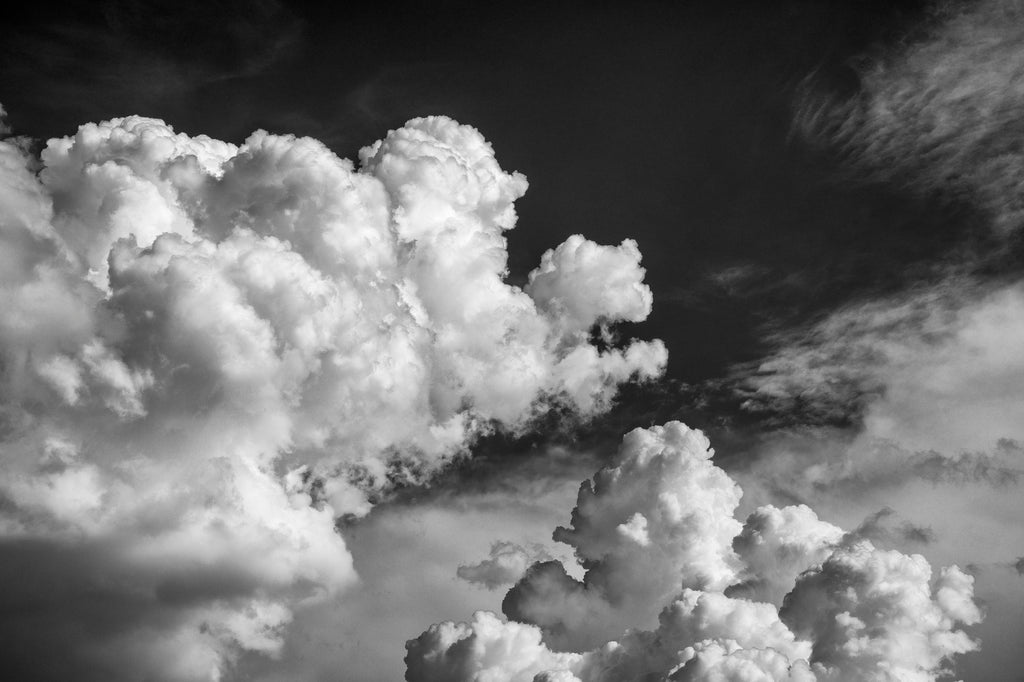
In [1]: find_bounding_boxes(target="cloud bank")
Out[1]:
[0,111,664,680]
[406,423,980,682]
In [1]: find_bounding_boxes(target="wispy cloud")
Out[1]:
[795,0,1024,234]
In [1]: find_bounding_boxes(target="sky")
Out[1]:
[1,0,1023,680]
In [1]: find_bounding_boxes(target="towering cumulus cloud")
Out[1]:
[407,422,981,682]
[502,423,745,651]
[0,111,664,680]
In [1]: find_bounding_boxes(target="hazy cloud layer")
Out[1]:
[0,111,664,680]
[407,423,980,682]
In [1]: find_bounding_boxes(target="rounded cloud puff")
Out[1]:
[0,113,664,680]
[503,422,743,651]
[727,504,844,606]
[782,541,982,681]
[527,234,654,334]
[408,423,981,682]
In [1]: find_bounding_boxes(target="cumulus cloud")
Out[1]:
[782,541,981,681]
[0,112,664,680]
[724,14,1024,674]
[406,611,582,682]
[795,0,1024,233]
[502,423,744,651]
[720,273,1024,682]
[407,423,980,682]
[526,234,653,335]
[733,280,971,427]
[670,641,816,682]
[457,541,554,590]
[726,504,843,607]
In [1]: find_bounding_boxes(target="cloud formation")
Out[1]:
[795,0,1024,234]
[0,111,664,680]
[502,423,744,651]
[731,9,1024,666]
[407,423,980,682]
[731,275,1024,500]
[458,541,554,590]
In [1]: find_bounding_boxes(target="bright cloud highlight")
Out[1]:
[407,423,981,682]
[0,111,664,681]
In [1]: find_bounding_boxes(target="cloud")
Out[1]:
[718,279,1024,681]
[0,457,353,682]
[406,611,582,682]
[502,423,744,651]
[733,274,1024,477]
[0,112,664,680]
[526,234,654,335]
[670,641,816,682]
[407,423,980,682]
[764,0,1024,487]
[458,541,554,590]
[242,469,588,682]
[848,507,936,548]
[782,542,981,681]
[720,13,1024,674]
[726,504,843,607]
[794,0,1024,234]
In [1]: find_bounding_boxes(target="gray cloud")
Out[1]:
[502,423,744,652]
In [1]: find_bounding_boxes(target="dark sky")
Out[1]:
[0,0,967,391]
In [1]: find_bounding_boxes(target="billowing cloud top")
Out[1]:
[0,112,665,680]
[502,423,744,651]
[408,422,981,682]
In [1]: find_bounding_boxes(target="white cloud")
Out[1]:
[407,423,979,682]
[406,611,583,682]
[723,277,1024,681]
[671,641,816,682]
[527,235,654,335]
[736,276,1024,477]
[0,112,664,680]
[502,423,744,651]
[727,504,843,607]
